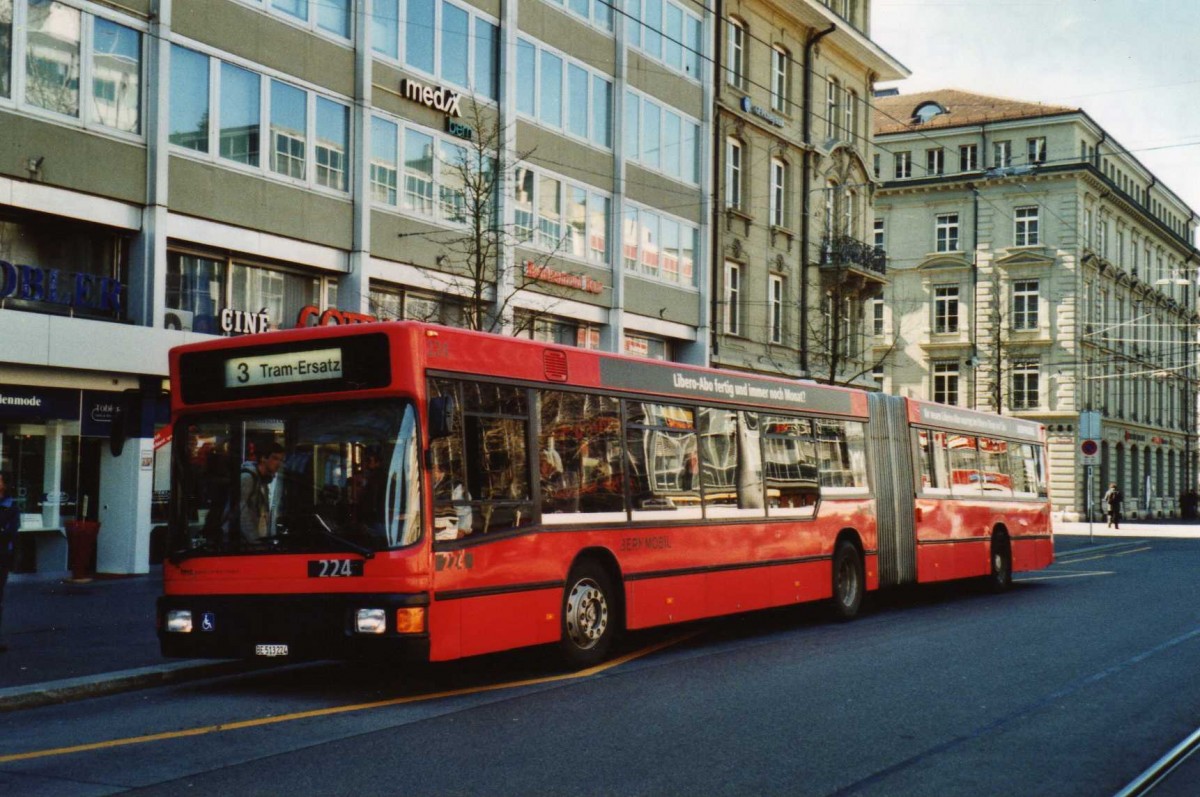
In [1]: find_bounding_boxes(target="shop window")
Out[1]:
[165,253,225,333]
[231,262,319,331]
[0,211,129,320]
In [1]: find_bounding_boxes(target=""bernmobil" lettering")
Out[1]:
[0,260,123,313]
[402,78,462,117]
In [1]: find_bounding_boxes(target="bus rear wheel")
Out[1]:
[988,534,1013,593]
[560,561,618,668]
[831,540,864,621]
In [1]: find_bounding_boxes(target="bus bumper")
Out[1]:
[157,593,431,663]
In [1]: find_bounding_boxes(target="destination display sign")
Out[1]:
[178,333,391,405]
[224,347,343,389]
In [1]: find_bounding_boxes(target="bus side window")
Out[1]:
[538,391,624,522]
[461,384,532,535]
[947,434,982,497]
[699,408,764,518]
[761,415,817,517]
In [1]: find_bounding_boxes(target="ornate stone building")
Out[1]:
[874,90,1200,519]
[711,0,906,383]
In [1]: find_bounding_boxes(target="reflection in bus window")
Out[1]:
[977,437,1013,497]
[947,434,982,497]
[698,408,764,519]
[817,419,869,494]
[626,402,699,521]
[539,391,625,523]
[430,379,533,540]
[761,415,818,517]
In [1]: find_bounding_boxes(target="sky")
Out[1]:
[870,0,1200,220]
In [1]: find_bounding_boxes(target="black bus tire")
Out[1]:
[560,560,618,668]
[988,533,1013,593]
[831,540,864,621]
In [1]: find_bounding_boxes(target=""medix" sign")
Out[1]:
[402,78,462,117]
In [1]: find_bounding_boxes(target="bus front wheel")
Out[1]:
[560,561,618,668]
[831,540,864,621]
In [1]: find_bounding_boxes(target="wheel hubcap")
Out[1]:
[566,578,608,650]
[838,558,859,606]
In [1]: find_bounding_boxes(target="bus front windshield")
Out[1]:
[170,400,421,558]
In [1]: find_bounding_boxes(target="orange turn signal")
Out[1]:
[395,607,427,634]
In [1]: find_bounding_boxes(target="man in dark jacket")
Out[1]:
[0,472,20,653]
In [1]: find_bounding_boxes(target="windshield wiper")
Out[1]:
[312,513,375,559]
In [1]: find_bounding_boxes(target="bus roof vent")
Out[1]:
[543,349,569,382]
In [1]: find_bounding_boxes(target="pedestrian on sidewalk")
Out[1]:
[1103,482,1123,529]
[0,472,20,653]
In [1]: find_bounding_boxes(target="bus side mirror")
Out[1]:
[428,395,457,440]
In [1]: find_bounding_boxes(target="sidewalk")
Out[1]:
[2,518,1200,712]
[0,567,252,712]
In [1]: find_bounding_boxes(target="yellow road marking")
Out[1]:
[0,633,697,764]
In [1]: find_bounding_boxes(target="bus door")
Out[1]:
[866,394,916,587]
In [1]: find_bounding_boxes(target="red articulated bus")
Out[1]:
[158,322,1052,667]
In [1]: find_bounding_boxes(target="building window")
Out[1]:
[370,117,399,204]
[270,80,308,180]
[623,88,699,183]
[373,0,498,99]
[20,3,143,135]
[769,274,784,344]
[1027,137,1046,164]
[895,151,911,179]
[727,18,746,89]
[765,45,788,114]
[725,261,741,335]
[623,202,696,285]
[935,213,960,252]
[623,333,670,360]
[630,0,701,77]
[769,158,787,227]
[516,37,613,149]
[370,285,467,327]
[846,89,858,139]
[873,153,880,178]
[933,362,959,406]
[1012,360,1040,409]
[1014,206,1040,246]
[872,298,884,336]
[544,0,615,33]
[171,47,351,193]
[315,97,348,191]
[726,137,743,209]
[934,285,959,334]
[873,218,885,251]
[926,148,944,176]
[993,140,1011,168]
[959,144,977,172]
[826,77,839,138]
[1012,279,1039,331]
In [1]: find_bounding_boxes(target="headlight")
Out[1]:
[166,609,193,633]
[355,608,387,634]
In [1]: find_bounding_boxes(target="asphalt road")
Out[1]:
[3,536,1200,796]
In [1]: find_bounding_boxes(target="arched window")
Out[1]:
[912,101,946,124]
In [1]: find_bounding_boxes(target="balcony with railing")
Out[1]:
[819,235,888,283]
